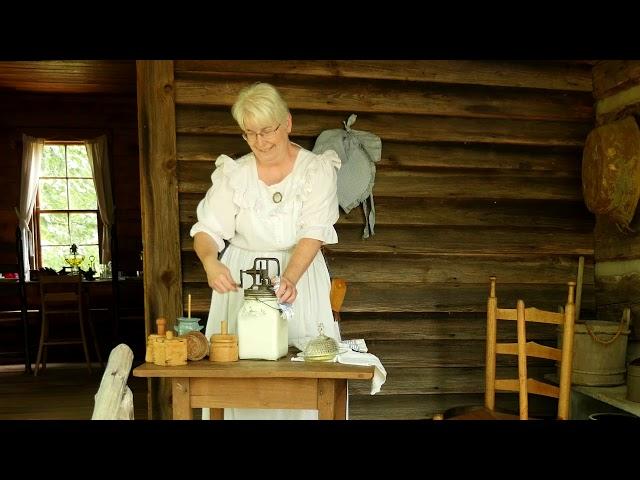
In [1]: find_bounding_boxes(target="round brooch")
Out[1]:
[272,192,283,203]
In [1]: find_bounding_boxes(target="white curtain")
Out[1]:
[85,135,115,264]
[15,135,44,280]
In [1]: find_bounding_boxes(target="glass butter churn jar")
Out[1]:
[237,257,288,361]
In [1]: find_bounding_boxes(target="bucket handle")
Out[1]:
[584,308,631,345]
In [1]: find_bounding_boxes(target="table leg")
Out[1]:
[334,380,347,420]
[211,408,224,420]
[172,377,192,420]
[318,379,347,420]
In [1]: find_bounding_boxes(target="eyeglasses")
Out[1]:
[242,123,281,143]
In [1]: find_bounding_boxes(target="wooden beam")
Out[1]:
[180,224,593,256]
[178,161,584,200]
[183,251,594,284]
[183,281,595,313]
[174,60,593,92]
[338,315,559,341]
[176,134,583,173]
[181,194,593,230]
[136,60,181,420]
[174,76,593,121]
[175,107,590,147]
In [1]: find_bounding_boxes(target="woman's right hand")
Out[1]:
[204,258,239,293]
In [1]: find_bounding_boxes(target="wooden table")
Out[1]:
[132,357,374,420]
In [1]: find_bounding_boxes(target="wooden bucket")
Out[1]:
[560,315,631,386]
[627,358,640,403]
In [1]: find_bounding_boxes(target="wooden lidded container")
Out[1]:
[210,320,238,362]
[145,318,167,362]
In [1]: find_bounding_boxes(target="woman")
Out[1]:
[190,82,341,420]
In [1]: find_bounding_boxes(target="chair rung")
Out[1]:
[43,309,81,315]
[495,378,560,399]
[43,293,78,302]
[496,307,564,325]
[495,342,561,361]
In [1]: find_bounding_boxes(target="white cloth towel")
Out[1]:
[291,350,387,395]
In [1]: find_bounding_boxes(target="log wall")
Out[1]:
[173,61,595,419]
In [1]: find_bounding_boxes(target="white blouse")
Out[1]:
[190,147,341,252]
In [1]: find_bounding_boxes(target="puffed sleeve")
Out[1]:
[189,155,239,252]
[296,150,341,244]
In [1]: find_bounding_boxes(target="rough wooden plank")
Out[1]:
[372,171,582,201]
[174,60,593,92]
[176,134,583,174]
[175,106,590,147]
[178,160,584,200]
[183,281,595,313]
[339,315,558,341]
[367,341,559,369]
[348,366,551,395]
[176,134,263,162]
[594,215,640,262]
[136,60,181,421]
[329,225,594,256]
[595,269,640,306]
[174,76,593,121]
[378,141,582,173]
[324,254,592,284]
[180,223,594,257]
[338,283,595,314]
[182,250,592,284]
[593,60,640,100]
[180,193,592,230]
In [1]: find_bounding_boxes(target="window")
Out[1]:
[36,144,100,271]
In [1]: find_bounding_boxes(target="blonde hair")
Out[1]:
[231,82,289,131]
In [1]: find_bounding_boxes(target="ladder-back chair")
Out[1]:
[485,276,576,420]
[35,274,102,375]
[437,276,576,420]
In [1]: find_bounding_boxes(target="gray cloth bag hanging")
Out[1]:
[312,114,382,239]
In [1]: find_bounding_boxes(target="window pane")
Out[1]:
[67,145,92,178]
[39,179,68,210]
[41,145,66,177]
[39,213,70,245]
[41,245,71,271]
[70,213,98,245]
[68,179,97,210]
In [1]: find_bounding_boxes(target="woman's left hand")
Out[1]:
[276,276,297,304]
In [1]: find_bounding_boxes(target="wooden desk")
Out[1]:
[133,358,374,420]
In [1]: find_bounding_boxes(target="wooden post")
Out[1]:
[92,344,134,420]
[558,282,576,420]
[484,276,497,410]
[137,60,182,420]
[516,299,528,420]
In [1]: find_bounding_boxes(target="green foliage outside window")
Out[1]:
[38,144,99,271]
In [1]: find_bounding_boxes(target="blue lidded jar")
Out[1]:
[175,316,203,336]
